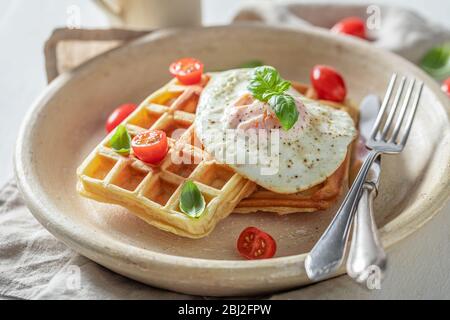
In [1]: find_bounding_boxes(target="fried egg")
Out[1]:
[195,69,356,194]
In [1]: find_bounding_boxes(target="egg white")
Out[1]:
[195,69,357,194]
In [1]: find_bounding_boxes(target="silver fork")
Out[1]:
[305,74,424,282]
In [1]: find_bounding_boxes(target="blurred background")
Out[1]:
[0,0,449,187]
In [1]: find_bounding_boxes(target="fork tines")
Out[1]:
[369,74,424,151]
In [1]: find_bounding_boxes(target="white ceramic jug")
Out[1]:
[93,0,202,29]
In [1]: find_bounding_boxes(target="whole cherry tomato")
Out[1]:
[132,130,169,164]
[331,17,367,40]
[106,103,137,133]
[310,65,347,102]
[169,58,204,85]
[237,227,277,260]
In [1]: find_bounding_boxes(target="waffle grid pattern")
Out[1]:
[77,77,256,238]
[78,78,358,237]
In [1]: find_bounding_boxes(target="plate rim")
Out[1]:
[14,24,450,281]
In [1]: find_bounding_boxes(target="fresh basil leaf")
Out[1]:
[274,80,291,93]
[248,66,292,102]
[248,66,297,130]
[239,60,265,69]
[179,181,206,219]
[269,94,299,131]
[260,66,282,89]
[110,124,131,155]
[248,66,281,101]
[261,90,279,101]
[420,44,450,80]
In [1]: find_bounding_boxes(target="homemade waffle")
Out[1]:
[78,77,358,238]
[77,76,256,239]
[233,82,359,215]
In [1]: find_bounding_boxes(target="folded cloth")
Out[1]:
[2,3,449,300]
[233,3,450,63]
[0,180,196,300]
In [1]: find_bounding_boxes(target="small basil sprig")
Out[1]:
[179,181,206,219]
[248,66,299,130]
[110,124,131,155]
[268,94,299,131]
[248,66,291,101]
[420,44,450,80]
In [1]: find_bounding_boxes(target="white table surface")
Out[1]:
[0,0,449,299]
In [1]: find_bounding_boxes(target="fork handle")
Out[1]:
[347,182,387,283]
[305,150,380,281]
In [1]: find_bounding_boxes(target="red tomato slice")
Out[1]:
[106,103,137,133]
[237,227,277,260]
[442,77,450,97]
[331,17,367,40]
[170,58,204,85]
[311,65,347,103]
[132,130,169,164]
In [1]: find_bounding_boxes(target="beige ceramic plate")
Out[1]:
[15,25,450,297]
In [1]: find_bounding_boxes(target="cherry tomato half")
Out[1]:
[132,130,169,164]
[331,17,367,40]
[169,58,204,85]
[106,103,137,133]
[237,227,277,260]
[311,65,347,103]
[441,77,450,97]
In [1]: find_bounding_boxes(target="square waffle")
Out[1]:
[77,76,256,239]
[77,77,358,238]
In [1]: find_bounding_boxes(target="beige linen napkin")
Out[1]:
[0,181,196,300]
[1,3,449,300]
